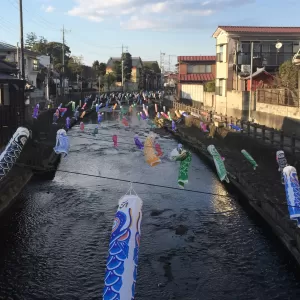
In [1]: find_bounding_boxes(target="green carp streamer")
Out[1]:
[241,149,258,170]
[178,152,192,188]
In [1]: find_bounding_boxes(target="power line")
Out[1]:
[16,162,298,211]
[53,170,300,210]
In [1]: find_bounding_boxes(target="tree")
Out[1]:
[143,61,161,73]
[279,60,298,91]
[99,63,107,77]
[67,55,83,80]
[122,52,132,81]
[104,73,116,91]
[92,61,107,78]
[92,60,100,73]
[25,32,37,49]
[112,60,122,82]
[204,80,215,92]
[25,33,71,72]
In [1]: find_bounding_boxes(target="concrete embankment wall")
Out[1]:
[0,96,95,215]
[198,88,300,136]
[158,107,300,266]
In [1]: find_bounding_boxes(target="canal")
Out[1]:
[0,110,300,299]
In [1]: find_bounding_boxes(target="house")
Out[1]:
[143,60,161,90]
[0,42,43,88]
[106,56,143,91]
[177,56,216,106]
[212,26,300,115]
[0,59,25,148]
[244,67,274,91]
[164,72,177,88]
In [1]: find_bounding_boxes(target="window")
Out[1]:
[187,64,212,73]
[3,84,10,105]
[216,79,225,96]
[33,59,38,71]
[217,45,224,62]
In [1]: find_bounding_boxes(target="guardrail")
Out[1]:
[170,101,300,156]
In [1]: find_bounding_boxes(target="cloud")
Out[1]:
[67,0,255,30]
[42,5,55,12]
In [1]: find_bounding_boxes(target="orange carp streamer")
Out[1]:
[144,135,161,167]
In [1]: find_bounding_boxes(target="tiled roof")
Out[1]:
[107,56,142,67]
[218,26,300,33]
[179,73,214,82]
[178,56,216,62]
[0,42,40,57]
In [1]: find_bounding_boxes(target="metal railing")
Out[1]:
[257,89,299,107]
[170,101,300,156]
[237,52,295,66]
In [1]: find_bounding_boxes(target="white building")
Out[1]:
[0,42,50,87]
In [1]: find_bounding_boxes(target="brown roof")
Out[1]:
[179,73,214,82]
[178,56,216,62]
[213,26,300,37]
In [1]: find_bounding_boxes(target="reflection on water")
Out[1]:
[0,110,300,299]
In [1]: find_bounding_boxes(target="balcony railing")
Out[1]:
[216,52,223,62]
[237,52,295,66]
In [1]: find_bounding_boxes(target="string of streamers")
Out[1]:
[16,163,300,210]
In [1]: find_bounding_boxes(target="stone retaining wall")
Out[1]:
[156,115,300,266]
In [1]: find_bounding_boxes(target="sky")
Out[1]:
[0,0,299,69]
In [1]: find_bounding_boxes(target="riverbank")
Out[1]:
[154,116,300,266]
[0,98,95,215]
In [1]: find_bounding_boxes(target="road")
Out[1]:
[0,109,300,299]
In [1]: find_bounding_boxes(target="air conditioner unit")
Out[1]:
[241,65,250,73]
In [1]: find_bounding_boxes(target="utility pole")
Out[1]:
[160,51,165,88]
[61,25,70,95]
[98,76,101,95]
[168,55,171,72]
[121,44,128,92]
[249,41,254,121]
[46,65,50,101]
[19,0,25,79]
[16,42,19,78]
[121,60,124,92]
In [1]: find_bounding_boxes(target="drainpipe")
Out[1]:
[249,41,254,121]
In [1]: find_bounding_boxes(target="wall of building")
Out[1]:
[37,55,50,67]
[131,67,137,82]
[215,90,249,118]
[203,92,215,109]
[179,63,187,75]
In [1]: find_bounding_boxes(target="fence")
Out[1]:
[170,101,300,156]
[257,88,299,107]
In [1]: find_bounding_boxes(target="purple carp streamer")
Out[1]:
[134,136,144,150]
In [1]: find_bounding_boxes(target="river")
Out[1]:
[0,109,300,299]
